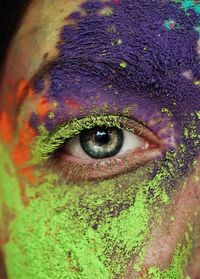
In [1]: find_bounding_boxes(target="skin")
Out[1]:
[0,0,200,278]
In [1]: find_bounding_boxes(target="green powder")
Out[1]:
[32,114,136,163]
[119,61,127,68]
[1,109,199,278]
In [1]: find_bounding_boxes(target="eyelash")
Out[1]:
[33,114,164,181]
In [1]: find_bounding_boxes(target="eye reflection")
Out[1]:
[64,126,147,159]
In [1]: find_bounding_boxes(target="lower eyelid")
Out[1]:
[50,145,164,181]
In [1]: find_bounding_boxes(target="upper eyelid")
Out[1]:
[32,114,161,164]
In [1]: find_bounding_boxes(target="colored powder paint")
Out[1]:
[81,0,104,13]
[164,19,179,29]
[67,11,82,20]
[2,144,196,278]
[65,98,82,112]
[30,0,200,179]
[48,112,55,119]
[31,0,200,118]
[120,61,127,68]
[1,160,157,278]
[7,92,14,104]
[29,112,40,130]
[33,77,44,93]
[37,97,51,117]
[174,0,200,14]
[16,79,27,105]
[0,110,14,144]
[19,166,36,183]
[1,0,200,278]
[43,53,48,59]
[28,87,34,99]
[11,122,36,167]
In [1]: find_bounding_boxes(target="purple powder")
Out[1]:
[81,0,104,13]
[43,53,49,59]
[33,77,44,93]
[44,0,200,111]
[67,11,82,20]
[31,0,200,182]
[29,112,40,131]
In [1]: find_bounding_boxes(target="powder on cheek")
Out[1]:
[2,147,195,278]
[1,162,160,278]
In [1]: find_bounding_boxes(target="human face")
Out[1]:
[0,0,200,278]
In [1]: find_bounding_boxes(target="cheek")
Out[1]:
[0,146,164,278]
[1,128,199,278]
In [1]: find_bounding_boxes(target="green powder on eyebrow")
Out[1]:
[32,114,136,163]
[196,111,200,119]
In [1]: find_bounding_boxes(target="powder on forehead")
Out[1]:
[39,0,200,113]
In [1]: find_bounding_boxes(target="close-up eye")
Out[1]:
[37,115,165,181]
[64,126,148,159]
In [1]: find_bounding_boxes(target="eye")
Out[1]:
[35,115,165,181]
[64,127,147,159]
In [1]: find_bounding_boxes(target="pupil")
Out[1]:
[80,126,123,159]
[94,130,111,146]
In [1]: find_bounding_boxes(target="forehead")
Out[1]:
[3,0,200,95]
[4,0,89,82]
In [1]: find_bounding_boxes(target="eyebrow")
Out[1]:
[31,58,57,83]
[30,54,134,92]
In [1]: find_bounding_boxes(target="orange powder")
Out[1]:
[28,87,34,100]
[19,166,36,183]
[7,92,14,104]
[37,96,51,117]
[16,78,27,104]
[0,110,14,144]
[65,98,81,112]
[12,122,36,167]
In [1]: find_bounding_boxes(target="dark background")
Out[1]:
[0,0,31,69]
